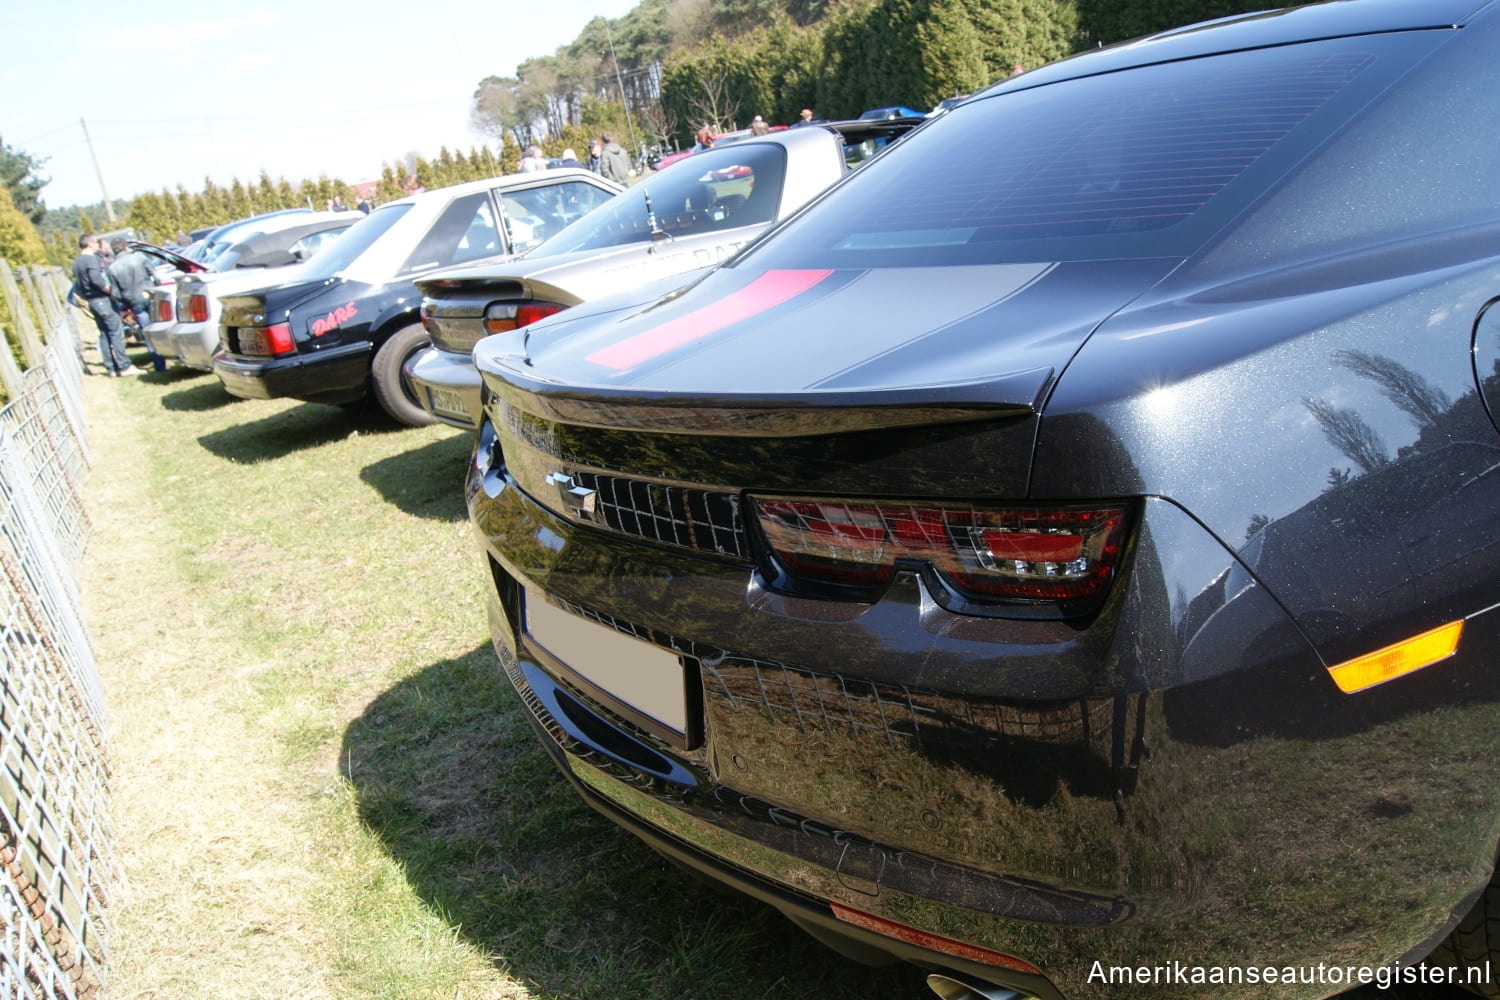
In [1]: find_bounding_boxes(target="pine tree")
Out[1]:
[0,191,47,265]
[918,0,989,105]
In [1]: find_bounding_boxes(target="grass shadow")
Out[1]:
[161,379,240,412]
[197,402,403,463]
[341,649,924,1000]
[359,429,472,522]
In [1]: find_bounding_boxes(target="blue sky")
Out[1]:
[3,0,641,208]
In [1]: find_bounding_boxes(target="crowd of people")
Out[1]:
[68,234,165,377]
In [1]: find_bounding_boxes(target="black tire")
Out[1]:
[369,322,434,427]
[1427,877,1500,997]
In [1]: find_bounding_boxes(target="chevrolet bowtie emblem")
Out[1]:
[545,471,597,519]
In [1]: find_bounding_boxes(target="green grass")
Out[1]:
[83,352,1486,1000]
[84,360,926,1000]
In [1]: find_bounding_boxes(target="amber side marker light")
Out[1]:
[830,902,1043,975]
[1327,620,1464,694]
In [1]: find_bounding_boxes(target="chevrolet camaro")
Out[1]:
[465,2,1500,997]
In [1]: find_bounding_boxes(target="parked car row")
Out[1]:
[411,119,921,430]
[210,169,620,424]
[127,4,1500,996]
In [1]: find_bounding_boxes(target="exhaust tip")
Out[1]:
[926,972,1024,1000]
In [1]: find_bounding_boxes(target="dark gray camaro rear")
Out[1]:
[466,2,1500,997]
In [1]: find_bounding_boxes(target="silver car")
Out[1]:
[160,212,362,370]
[411,121,918,429]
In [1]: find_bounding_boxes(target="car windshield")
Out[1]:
[524,143,788,258]
[295,204,412,282]
[743,33,1434,270]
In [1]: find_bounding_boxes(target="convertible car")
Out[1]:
[466,2,1500,998]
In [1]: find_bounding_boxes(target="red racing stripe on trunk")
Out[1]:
[585,268,834,371]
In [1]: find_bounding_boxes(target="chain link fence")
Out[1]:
[1,261,110,1000]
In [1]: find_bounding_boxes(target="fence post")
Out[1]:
[0,261,46,370]
[20,265,60,335]
[0,325,24,401]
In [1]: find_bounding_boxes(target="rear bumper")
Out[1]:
[406,346,482,430]
[467,453,1500,1000]
[213,341,372,405]
[167,322,216,371]
[142,322,176,359]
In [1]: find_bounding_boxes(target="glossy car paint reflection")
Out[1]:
[464,3,1500,997]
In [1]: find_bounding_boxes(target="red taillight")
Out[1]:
[482,300,567,334]
[153,299,172,322]
[187,294,209,324]
[830,902,1043,975]
[238,322,294,357]
[752,497,1127,609]
[517,302,565,327]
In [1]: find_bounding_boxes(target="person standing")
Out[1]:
[557,148,584,170]
[599,133,630,185]
[519,145,548,172]
[71,234,138,376]
[587,140,602,173]
[106,238,165,371]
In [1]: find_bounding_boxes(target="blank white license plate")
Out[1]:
[425,386,469,419]
[523,592,688,737]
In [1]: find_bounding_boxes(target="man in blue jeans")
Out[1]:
[70,234,139,376]
[106,238,166,371]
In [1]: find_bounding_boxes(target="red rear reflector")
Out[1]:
[188,294,209,324]
[830,902,1042,975]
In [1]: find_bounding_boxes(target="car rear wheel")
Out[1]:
[1427,875,1500,997]
[370,322,434,427]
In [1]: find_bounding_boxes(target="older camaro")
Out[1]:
[465,2,1500,998]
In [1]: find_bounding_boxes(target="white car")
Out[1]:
[155,212,362,370]
[411,119,920,429]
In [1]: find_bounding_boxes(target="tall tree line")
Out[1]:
[474,0,1273,152]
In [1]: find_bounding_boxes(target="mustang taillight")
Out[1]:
[153,299,172,322]
[751,497,1128,610]
[483,300,566,334]
[237,322,294,357]
[187,293,209,324]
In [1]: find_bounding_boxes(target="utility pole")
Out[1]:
[80,117,116,224]
[603,22,641,166]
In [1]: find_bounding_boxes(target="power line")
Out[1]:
[88,97,465,127]
[14,123,78,146]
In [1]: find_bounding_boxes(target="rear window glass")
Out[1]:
[526,143,787,258]
[299,204,411,282]
[743,33,1434,269]
[1197,12,1500,276]
[500,180,618,254]
[402,191,501,274]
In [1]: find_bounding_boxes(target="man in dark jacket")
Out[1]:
[107,238,166,371]
[71,234,138,376]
